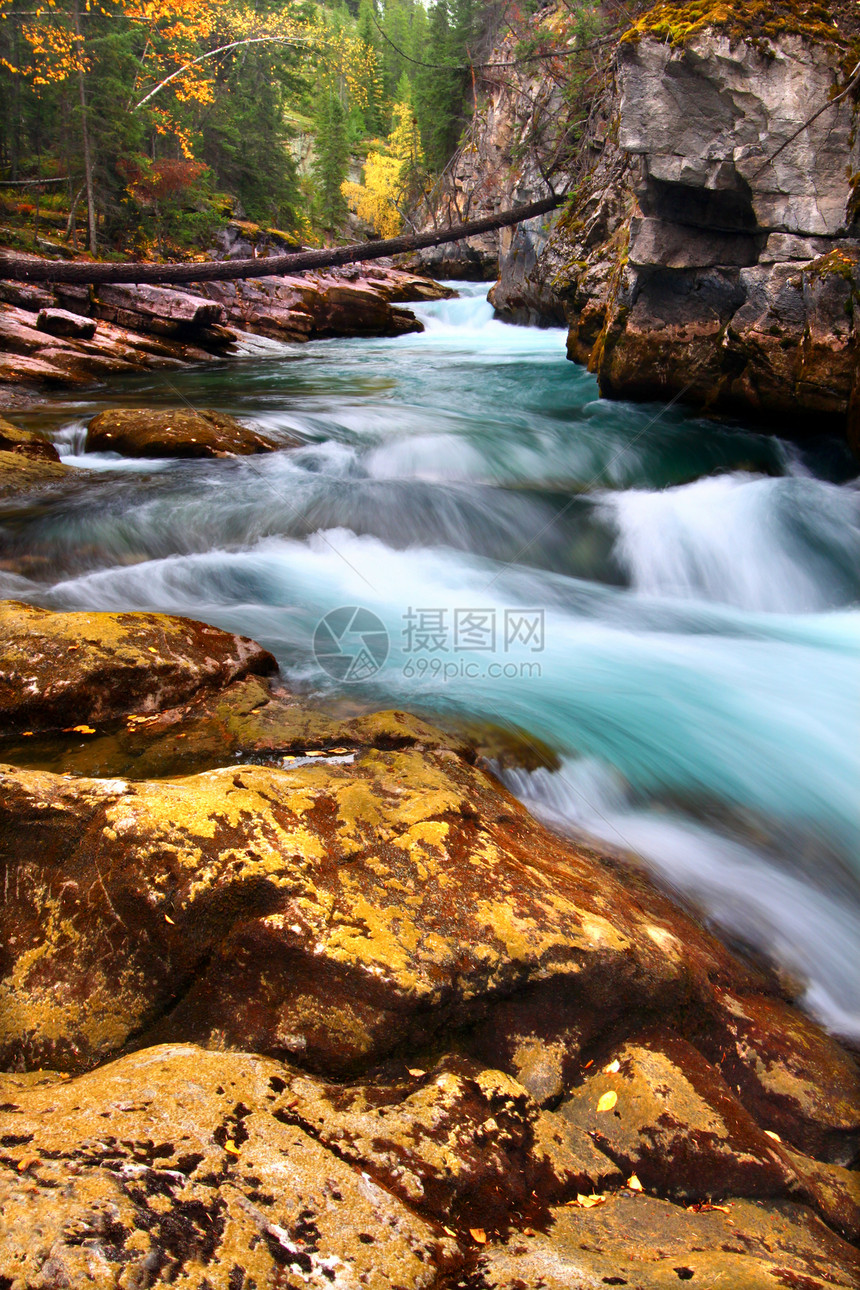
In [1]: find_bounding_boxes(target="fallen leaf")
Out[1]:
[147,646,158,654]
[328,747,350,754]
[63,725,96,734]
[224,1141,241,1156]
[573,1193,607,1208]
[21,731,33,737]
[469,1228,487,1244]
[443,1226,456,1237]
[522,1227,536,1237]
[596,1090,617,1113]
[604,1059,621,1074]
[164,914,175,925]
[408,1068,426,1078]
[16,1157,38,1172]
[304,750,326,757]
[764,1130,782,1142]
[582,1060,593,1069]
[627,1174,643,1192]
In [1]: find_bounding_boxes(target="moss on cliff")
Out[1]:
[622,0,846,50]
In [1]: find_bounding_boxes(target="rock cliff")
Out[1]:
[485,2,860,441]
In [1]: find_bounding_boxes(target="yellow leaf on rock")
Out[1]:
[627,1174,643,1191]
[223,1141,240,1156]
[469,1228,487,1244]
[573,1193,607,1208]
[408,1069,426,1078]
[764,1130,782,1142]
[64,725,96,734]
[596,1090,617,1112]
[604,1059,621,1073]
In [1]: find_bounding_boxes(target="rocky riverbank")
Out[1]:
[0,259,453,404]
[0,597,858,1287]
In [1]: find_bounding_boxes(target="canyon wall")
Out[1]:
[457,3,860,441]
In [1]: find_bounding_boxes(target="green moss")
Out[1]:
[622,0,845,50]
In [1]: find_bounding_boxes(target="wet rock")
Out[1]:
[558,1030,797,1201]
[473,1193,860,1290]
[517,20,860,440]
[0,733,769,1074]
[702,989,860,1165]
[36,307,97,340]
[0,448,72,499]
[85,407,285,458]
[0,600,277,732]
[0,415,60,462]
[0,1044,457,1289]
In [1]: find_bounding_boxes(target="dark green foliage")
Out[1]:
[313,89,350,234]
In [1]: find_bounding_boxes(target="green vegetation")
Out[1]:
[622,0,847,49]
[0,0,490,257]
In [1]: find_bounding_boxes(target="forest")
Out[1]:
[0,0,497,256]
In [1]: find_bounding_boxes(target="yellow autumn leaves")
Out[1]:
[342,100,424,239]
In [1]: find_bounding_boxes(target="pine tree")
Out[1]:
[313,90,350,236]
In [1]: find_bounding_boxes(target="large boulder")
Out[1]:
[0,600,277,732]
[0,1045,458,1289]
[0,732,774,1076]
[85,407,286,458]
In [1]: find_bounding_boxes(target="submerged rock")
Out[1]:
[85,407,285,458]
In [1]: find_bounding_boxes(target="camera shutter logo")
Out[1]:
[313,606,389,682]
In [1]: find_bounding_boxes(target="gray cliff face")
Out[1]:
[492,24,860,439]
[414,9,572,321]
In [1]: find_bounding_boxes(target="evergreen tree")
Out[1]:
[313,89,350,236]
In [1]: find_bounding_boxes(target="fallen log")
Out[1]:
[0,195,564,285]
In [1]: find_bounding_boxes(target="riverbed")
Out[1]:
[3,283,859,1039]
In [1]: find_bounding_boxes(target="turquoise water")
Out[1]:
[3,284,859,1037]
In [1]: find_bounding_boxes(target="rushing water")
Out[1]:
[3,283,860,1038]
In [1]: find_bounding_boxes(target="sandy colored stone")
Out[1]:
[473,1193,860,1290]
[0,1044,456,1289]
[279,1058,620,1229]
[0,735,765,1075]
[0,449,71,499]
[558,1030,797,1201]
[0,416,60,461]
[85,407,286,459]
[0,600,277,732]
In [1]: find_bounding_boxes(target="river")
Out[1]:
[3,283,859,1040]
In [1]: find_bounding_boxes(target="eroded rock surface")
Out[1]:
[0,1045,457,1289]
[85,407,284,459]
[0,600,277,731]
[0,603,858,1286]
